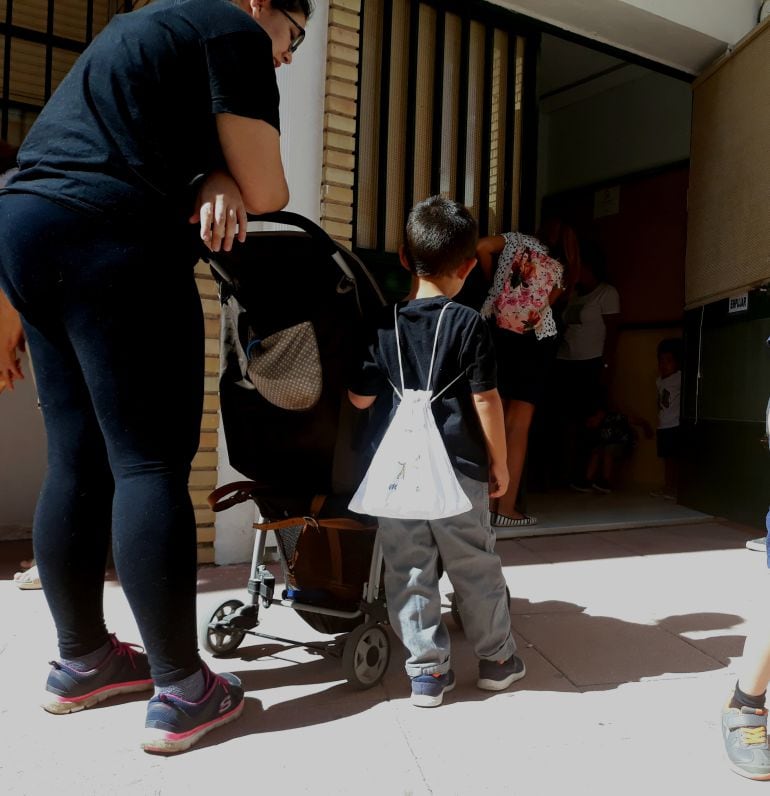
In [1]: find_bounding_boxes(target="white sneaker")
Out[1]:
[746,538,767,552]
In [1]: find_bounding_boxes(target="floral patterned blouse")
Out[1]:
[480,232,564,339]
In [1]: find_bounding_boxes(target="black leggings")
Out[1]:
[0,194,203,685]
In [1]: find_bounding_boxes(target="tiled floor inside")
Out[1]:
[501,487,711,538]
[1,519,766,794]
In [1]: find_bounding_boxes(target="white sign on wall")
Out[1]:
[728,293,749,314]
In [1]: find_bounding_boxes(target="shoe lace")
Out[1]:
[156,666,223,706]
[740,725,768,747]
[110,634,145,669]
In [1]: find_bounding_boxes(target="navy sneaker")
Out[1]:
[142,666,244,754]
[722,705,770,780]
[410,670,455,707]
[43,635,153,715]
[477,653,526,691]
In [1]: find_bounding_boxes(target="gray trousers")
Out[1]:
[378,470,516,677]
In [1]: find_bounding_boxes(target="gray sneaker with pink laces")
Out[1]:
[43,634,153,714]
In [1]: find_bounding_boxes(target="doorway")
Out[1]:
[508,33,710,537]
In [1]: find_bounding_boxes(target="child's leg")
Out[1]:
[377,517,450,677]
[601,448,615,482]
[432,473,516,663]
[585,449,600,481]
[664,455,678,494]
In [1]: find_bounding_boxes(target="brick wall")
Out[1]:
[320,0,361,247]
[193,262,220,563]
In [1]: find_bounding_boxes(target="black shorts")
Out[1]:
[554,357,606,420]
[492,326,558,405]
[657,427,681,458]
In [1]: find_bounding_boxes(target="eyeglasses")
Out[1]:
[276,7,306,53]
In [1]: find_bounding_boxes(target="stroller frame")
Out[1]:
[199,213,392,690]
[201,491,390,689]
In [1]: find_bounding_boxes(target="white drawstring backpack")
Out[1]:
[348,301,472,520]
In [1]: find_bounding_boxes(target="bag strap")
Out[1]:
[254,516,376,532]
[430,368,468,403]
[254,495,375,532]
[393,300,455,395]
[207,481,261,512]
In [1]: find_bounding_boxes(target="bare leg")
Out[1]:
[494,399,536,519]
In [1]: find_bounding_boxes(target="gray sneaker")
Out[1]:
[477,654,526,691]
[746,537,767,552]
[722,705,770,780]
[43,635,152,714]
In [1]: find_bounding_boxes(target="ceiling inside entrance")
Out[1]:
[487,0,732,74]
[537,34,653,112]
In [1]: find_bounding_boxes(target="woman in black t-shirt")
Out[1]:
[0,0,312,754]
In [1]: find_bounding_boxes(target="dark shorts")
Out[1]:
[656,426,681,459]
[554,357,606,420]
[492,326,558,405]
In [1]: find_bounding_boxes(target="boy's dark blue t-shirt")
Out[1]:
[349,296,497,482]
[3,0,279,228]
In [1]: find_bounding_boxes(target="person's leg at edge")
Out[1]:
[377,517,454,706]
[0,197,115,663]
[22,319,115,659]
[721,508,770,780]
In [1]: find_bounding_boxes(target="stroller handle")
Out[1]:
[250,211,339,258]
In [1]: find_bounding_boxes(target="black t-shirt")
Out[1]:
[3,0,279,229]
[349,296,497,482]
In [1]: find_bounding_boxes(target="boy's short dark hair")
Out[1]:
[657,337,683,366]
[404,196,478,278]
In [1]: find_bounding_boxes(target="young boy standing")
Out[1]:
[348,196,525,707]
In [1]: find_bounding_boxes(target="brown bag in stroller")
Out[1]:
[254,495,376,605]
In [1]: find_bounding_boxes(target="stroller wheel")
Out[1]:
[342,623,390,690]
[450,586,511,631]
[200,599,247,655]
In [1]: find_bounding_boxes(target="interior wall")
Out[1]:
[610,328,679,487]
[539,70,692,198]
[542,165,689,488]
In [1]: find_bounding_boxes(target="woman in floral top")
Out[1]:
[478,221,577,527]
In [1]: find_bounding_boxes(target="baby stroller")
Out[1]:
[199,212,393,690]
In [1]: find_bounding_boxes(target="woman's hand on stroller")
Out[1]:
[190,169,248,253]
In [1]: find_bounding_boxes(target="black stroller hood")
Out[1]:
[205,212,385,520]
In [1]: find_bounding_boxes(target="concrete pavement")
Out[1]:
[0,520,765,795]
